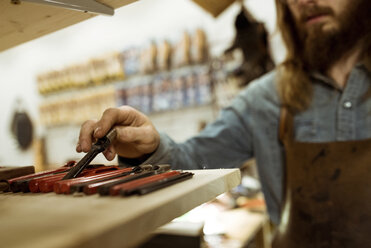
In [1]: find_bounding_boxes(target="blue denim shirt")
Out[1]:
[129,64,371,224]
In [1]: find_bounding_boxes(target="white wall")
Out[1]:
[0,0,281,166]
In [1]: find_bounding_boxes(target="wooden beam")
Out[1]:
[192,0,235,17]
[0,0,137,52]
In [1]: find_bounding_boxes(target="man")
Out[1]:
[77,0,371,246]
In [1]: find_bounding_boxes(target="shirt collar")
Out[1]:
[310,71,343,91]
[310,64,370,91]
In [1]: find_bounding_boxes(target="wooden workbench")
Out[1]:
[0,169,240,248]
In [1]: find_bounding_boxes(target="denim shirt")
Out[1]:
[124,64,371,224]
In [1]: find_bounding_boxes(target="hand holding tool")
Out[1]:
[63,128,117,180]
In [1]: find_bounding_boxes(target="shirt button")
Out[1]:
[343,101,352,109]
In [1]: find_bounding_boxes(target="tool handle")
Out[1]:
[129,172,194,196]
[93,128,117,152]
[63,128,117,180]
[105,128,117,143]
[62,149,99,180]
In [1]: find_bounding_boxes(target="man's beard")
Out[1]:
[295,0,371,72]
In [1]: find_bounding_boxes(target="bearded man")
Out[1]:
[77,0,371,246]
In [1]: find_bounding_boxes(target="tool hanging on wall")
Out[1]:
[10,98,34,150]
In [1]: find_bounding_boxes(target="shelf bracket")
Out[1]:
[14,0,114,16]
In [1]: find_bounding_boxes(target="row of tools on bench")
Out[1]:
[1,162,193,196]
[1,128,193,196]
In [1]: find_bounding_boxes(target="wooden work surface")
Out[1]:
[0,0,137,52]
[0,169,241,248]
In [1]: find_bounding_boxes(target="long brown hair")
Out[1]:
[276,0,313,112]
[275,0,371,112]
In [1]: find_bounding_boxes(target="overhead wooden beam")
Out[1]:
[192,0,236,17]
[0,0,137,52]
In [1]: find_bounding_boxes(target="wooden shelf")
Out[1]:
[0,169,241,248]
[0,0,137,52]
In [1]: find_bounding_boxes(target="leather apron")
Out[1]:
[272,108,371,248]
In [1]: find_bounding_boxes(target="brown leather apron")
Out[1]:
[272,108,371,248]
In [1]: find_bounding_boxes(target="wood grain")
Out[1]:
[0,0,137,52]
[0,169,240,248]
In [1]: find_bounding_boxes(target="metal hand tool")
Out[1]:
[63,128,117,180]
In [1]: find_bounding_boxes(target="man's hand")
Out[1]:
[76,106,160,161]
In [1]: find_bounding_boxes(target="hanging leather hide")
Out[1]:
[225,5,275,86]
[10,110,34,150]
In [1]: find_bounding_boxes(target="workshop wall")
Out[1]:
[0,0,281,166]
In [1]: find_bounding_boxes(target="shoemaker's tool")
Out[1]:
[70,164,152,194]
[63,128,117,180]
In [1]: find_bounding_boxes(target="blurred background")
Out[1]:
[0,1,288,247]
[0,0,284,169]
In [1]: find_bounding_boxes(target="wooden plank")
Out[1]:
[0,166,35,181]
[191,0,235,17]
[0,0,137,52]
[0,166,35,191]
[0,169,241,248]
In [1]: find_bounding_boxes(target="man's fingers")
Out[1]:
[78,120,97,152]
[103,145,116,161]
[76,143,82,153]
[94,106,143,139]
[77,106,158,159]
[116,125,153,144]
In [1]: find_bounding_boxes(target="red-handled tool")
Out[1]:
[54,167,132,194]
[109,171,180,196]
